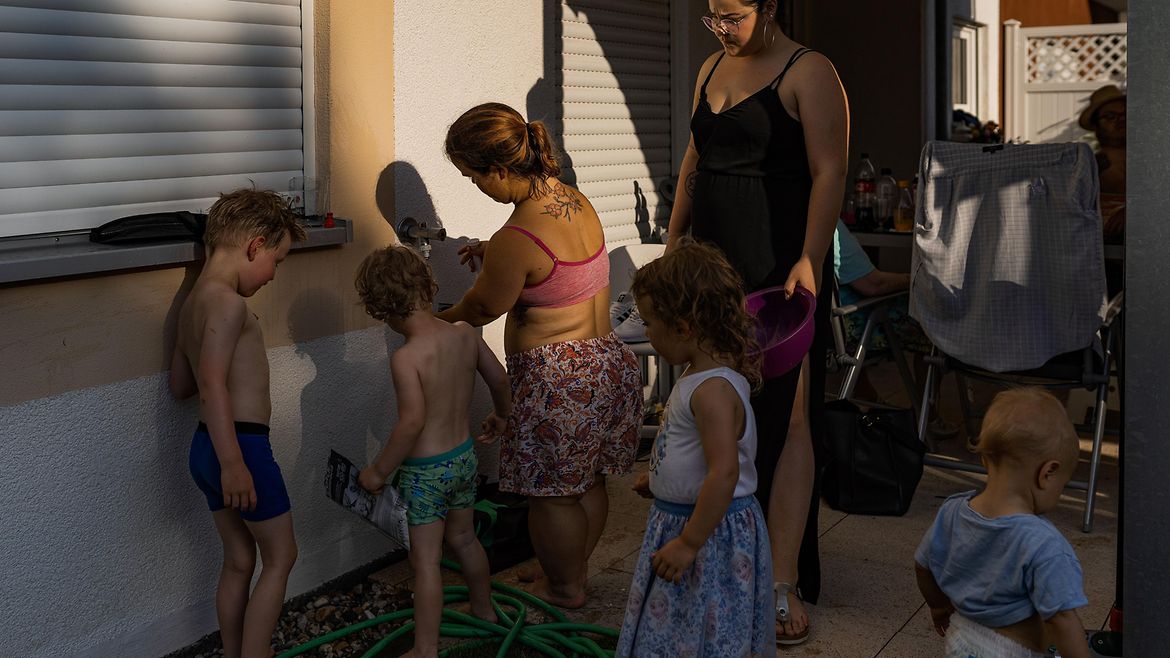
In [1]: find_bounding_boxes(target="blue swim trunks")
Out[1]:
[397,438,478,526]
[189,421,291,522]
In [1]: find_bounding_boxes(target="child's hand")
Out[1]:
[477,411,508,444]
[652,537,697,584]
[632,472,653,499]
[928,604,953,637]
[358,466,387,494]
[221,463,257,512]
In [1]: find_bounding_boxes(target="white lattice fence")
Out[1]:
[1004,21,1127,144]
[1027,31,1127,84]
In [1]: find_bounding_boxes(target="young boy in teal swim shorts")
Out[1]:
[355,245,511,658]
[170,188,306,658]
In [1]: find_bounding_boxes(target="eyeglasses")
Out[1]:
[701,7,757,35]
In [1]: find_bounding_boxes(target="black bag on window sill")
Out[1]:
[89,211,207,245]
[821,399,925,516]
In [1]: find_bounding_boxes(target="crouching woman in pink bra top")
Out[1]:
[437,103,643,609]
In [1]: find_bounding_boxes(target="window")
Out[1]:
[952,18,985,118]
[0,0,313,239]
[558,0,672,246]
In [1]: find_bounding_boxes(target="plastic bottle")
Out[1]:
[466,237,483,271]
[876,168,898,230]
[853,153,877,229]
[840,194,857,226]
[893,180,914,232]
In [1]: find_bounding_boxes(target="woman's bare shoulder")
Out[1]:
[789,50,840,84]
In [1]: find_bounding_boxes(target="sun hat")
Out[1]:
[1079,84,1126,130]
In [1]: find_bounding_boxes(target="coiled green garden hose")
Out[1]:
[275,559,619,658]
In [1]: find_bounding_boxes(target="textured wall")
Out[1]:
[392,1,548,347]
[0,327,405,658]
[391,1,550,482]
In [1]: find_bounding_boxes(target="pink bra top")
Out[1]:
[503,225,609,308]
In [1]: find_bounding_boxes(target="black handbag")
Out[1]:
[89,211,207,245]
[472,483,534,573]
[821,399,925,516]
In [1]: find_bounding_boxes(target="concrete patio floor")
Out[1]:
[370,362,1120,656]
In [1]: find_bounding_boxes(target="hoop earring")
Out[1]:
[767,17,777,50]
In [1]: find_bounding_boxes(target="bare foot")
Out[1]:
[776,595,810,645]
[516,561,544,583]
[529,580,587,609]
[471,603,499,625]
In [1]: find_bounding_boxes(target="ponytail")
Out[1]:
[525,121,562,192]
[446,103,563,199]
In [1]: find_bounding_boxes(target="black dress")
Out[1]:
[690,48,832,604]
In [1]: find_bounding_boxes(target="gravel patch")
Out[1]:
[162,551,413,658]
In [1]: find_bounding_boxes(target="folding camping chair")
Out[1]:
[828,276,921,419]
[910,141,1122,532]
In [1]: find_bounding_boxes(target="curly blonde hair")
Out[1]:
[631,239,762,390]
[354,245,438,323]
[204,188,306,251]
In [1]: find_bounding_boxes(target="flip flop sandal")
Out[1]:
[775,581,810,646]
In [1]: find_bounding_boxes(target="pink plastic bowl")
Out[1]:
[746,286,817,380]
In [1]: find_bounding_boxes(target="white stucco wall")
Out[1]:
[392,0,548,322]
[390,1,549,481]
[0,326,402,658]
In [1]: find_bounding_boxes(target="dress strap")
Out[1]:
[768,47,812,90]
[699,52,727,98]
[501,225,558,262]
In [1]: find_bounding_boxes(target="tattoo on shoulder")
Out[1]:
[685,171,698,198]
[540,183,584,221]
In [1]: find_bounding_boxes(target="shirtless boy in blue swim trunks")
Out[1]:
[169,189,306,658]
[355,245,511,658]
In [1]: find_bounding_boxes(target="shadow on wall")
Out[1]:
[377,160,440,234]
[154,262,218,606]
[531,1,673,244]
[377,159,479,301]
[287,289,398,524]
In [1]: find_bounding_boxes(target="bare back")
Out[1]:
[499,181,611,354]
[395,319,482,458]
[176,278,272,425]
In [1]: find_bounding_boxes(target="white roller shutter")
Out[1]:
[560,0,671,246]
[0,0,306,238]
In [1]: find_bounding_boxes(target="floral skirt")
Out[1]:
[501,332,642,497]
[617,496,776,658]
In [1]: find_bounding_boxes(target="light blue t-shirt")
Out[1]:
[833,219,875,308]
[915,491,1088,628]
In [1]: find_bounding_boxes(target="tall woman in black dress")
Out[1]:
[664,0,848,645]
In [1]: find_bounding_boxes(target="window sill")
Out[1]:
[0,218,353,285]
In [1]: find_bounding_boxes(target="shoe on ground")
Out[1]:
[610,292,648,343]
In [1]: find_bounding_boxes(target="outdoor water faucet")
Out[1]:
[395,216,446,259]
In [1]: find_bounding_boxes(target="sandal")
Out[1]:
[775,582,810,646]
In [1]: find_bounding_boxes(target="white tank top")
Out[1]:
[648,366,758,504]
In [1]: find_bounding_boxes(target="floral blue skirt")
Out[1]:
[616,496,776,658]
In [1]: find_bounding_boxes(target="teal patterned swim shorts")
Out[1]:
[396,438,478,526]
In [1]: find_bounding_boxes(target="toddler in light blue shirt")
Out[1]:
[914,388,1090,658]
